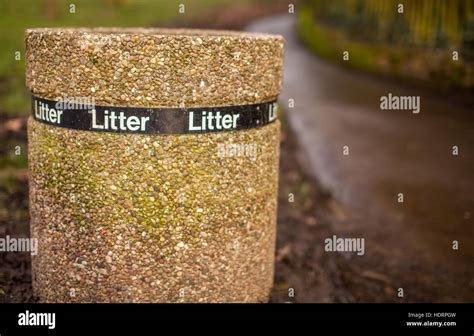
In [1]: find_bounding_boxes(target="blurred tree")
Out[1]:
[434,17,449,49]
[462,16,474,61]
[351,0,379,42]
[386,14,411,45]
[303,0,474,50]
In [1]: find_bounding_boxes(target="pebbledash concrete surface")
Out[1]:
[26,28,284,302]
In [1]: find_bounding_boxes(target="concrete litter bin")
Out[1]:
[26,28,284,302]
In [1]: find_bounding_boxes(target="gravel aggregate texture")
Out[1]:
[26,28,284,302]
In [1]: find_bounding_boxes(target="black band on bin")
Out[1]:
[31,96,278,135]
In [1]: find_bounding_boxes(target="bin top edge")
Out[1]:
[25,27,284,41]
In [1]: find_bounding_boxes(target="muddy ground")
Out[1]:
[2,1,462,304]
[0,2,345,303]
[0,110,350,303]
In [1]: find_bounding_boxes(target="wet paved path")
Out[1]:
[247,14,473,302]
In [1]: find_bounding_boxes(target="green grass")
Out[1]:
[0,0,250,116]
[298,7,376,71]
[298,9,335,59]
[0,145,28,170]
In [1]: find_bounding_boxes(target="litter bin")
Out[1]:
[26,28,284,302]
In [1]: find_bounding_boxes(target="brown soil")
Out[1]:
[0,116,33,303]
[0,109,346,303]
[0,1,352,304]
